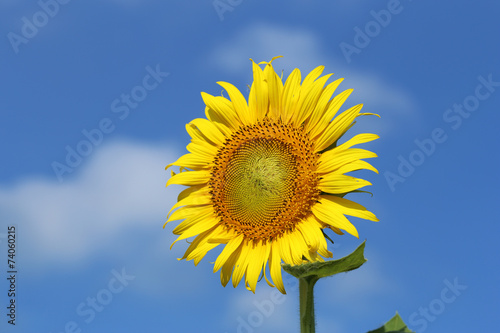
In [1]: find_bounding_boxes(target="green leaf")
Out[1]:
[282,240,367,279]
[367,312,414,333]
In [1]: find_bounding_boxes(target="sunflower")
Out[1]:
[165,56,379,294]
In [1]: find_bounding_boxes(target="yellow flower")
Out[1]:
[165,57,379,294]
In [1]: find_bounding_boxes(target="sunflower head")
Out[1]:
[165,56,379,293]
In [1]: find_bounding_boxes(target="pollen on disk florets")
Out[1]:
[209,118,321,241]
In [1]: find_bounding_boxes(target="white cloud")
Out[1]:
[207,22,418,136]
[0,139,180,270]
[208,23,326,77]
[224,286,297,333]
[0,139,221,297]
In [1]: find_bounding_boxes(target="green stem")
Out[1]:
[299,276,318,333]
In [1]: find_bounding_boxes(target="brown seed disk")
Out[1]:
[209,119,321,241]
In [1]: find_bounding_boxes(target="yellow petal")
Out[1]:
[232,241,251,288]
[201,92,240,131]
[190,118,226,146]
[312,199,359,238]
[170,213,219,249]
[301,65,325,88]
[318,174,372,193]
[189,230,225,266]
[186,140,218,158]
[165,153,211,171]
[310,89,354,141]
[315,104,363,152]
[204,106,233,138]
[323,195,379,222]
[217,81,252,125]
[270,241,285,294]
[246,241,267,293]
[317,148,377,174]
[325,225,345,235]
[277,233,294,265]
[185,121,224,149]
[317,232,333,258]
[281,68,301,124]
[336,133,379,150]
[264,62,283,119]
[172,206,214,235]
[296,219,320,253]
[287,230,308,265]
[336,159,379,174]
[164,205,198,226]
[248,59,268,121]
[261,245,274,288]
[166,170,210,187]
[180,230,209,260]
[166,186,211,219]
[214,233,244,273]
[192,242,219,266]
[181,225,221,265]
[176,184,204,202]
[305,78,344,133]
[207,229,237,244]
[292,73,332,126]
[220,248,240,287]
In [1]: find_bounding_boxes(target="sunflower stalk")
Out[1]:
[299,276,319,333]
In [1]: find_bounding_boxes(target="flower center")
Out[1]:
[224,138,296,227]
[210,120,320,241]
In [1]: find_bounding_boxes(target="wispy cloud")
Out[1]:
[208,22,418,136]
[0,140,179,270]
[223,283,297,333]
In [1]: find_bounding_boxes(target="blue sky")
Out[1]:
[0,1,499,332]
